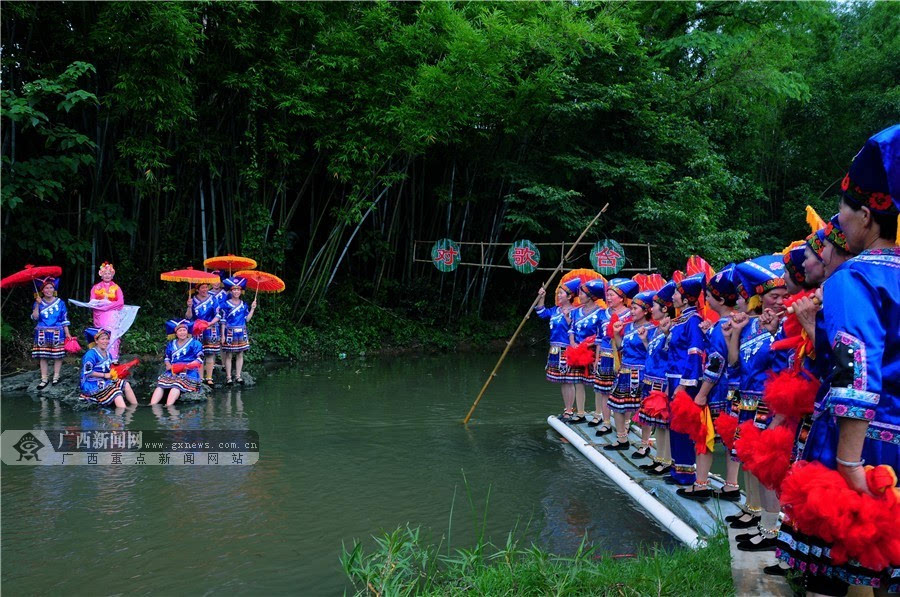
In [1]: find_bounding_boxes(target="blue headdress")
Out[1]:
[83,327,111,348]
[608,278,640,300]
[223,276,247,290]
[708,264,738,303]
[632,290,655,312]
[165,319,193,339]
[676,273,706,300]
[583,279,606,300]
[654,281,677,308]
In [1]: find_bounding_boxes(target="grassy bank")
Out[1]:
[341,524,732,596]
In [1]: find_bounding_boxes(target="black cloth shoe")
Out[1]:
[568,415,586,424]
[603,441,630,451]
[734,531,760,542]
[729,515,761,530]
[763,564,789,577]
[647,464,671,476]
[225,379,234,387]
[664,476,693,486]
[631,446,651,459]
[676,487,712,502]
[587,417,602,427]
[715,488,742,502]
[594,425,613,437]
[638,462,658,471]
[737,536,776,552]
[36,380,49,390]
[725,512,748,523]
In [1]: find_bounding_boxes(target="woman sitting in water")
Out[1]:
[150,319,204,406]
[220,277,257,385]
[186,281,222,388]
[31,276,73,389]
[80,327,138,408]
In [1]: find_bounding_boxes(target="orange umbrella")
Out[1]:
[233,270,286,301]
[204,254,257,276]
[161,267,221,297]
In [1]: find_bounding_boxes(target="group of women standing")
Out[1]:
[537,125,899,596]
[29,266,257,408]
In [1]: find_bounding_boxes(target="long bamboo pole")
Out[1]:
[463,203,609,424]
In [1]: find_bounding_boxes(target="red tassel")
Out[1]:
[669,390,709,453]
[607,312,619,339]
[763,370,819,419]
[641,390,669,421]
[564,336,596,367]
[714,413,739,451]
[781,461,900,569]
[734,422,795,490]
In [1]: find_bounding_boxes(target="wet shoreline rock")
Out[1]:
[1,356,255,406]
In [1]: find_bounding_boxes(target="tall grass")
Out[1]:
[341,474,733,596]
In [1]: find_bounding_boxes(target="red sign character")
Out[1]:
[512,247,538,267]
[595,247,621,269]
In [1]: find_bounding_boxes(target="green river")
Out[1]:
[1,352,677,594]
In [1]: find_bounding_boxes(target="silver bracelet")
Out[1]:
[835,456,865,468]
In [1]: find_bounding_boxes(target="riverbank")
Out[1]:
[342,525,733,595]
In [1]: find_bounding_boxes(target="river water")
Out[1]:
[1,352,677,594]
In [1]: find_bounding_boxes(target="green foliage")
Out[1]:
[341,523,733,596]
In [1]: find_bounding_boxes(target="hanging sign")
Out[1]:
[590,239,626,276]
[508,240,540,274]
[431,239,461,272]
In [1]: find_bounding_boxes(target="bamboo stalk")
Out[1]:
[462,203,609,425]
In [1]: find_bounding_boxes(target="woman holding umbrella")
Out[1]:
[31,276,73,389]
[220,277,257,385]
[185,280,222,388]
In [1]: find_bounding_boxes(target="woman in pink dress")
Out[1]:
[91,262,125,362]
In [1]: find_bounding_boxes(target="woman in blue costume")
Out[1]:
[725,257,789,535]
[566,279,607,425]
[778,125,900,596]
[186,281,222,388]
[80,327,138,408]
[150,319,205,406]
[591,278,638,435]
[535,278,581,420]
[677,264,741,502]
[220,276,257,385]
[638,281,675,475]
[664,273,708,486]
[606,289,655,453]
[30,276,73,389]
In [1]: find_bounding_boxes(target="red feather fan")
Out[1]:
[641,390,669,421]
[714,413,739,451]
[781,461,900,570]
[171,361,202,375]
[671,270,684,285]
[763,370,819,419]
[686,255,719,324]
[110,358,140,380]
[733,422,796,491]
[669,390,711,454]
[632,273,666,293]
[191,319,210,338]
[564,336,596,367]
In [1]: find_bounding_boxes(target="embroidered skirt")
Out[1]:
[609,366,644,413]
[593,351,616,393]
[156,374,200,393]
[545,346,576,384]
[200,326,221,354]
[221,325,250,353]
[32,326,66,360]
[80,380,125,406]
[638,376,669,428]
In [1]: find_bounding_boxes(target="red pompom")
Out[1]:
[781,461,900,570]
[564,336,596,367]
[714,412,739,451]
[763,370,819,419]
[191,319,210,337]
[65,336,82,354]
[669,390,711,454]
[734,422,795,491]
[642,390,669,421]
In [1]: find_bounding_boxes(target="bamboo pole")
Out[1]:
[463,203,609,424]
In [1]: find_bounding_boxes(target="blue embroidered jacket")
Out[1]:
[644,328,668,382]
[80,347,114,395]
[727,317,775,397]
[702,315,732,406]
[191,294,221,323]
[568,306,605,344]
[222,300,250,327]
[164,338,205,382]
[621,322,651,368]
[665,306,706,386]
[535,305,572,347]
[33,298,69,328]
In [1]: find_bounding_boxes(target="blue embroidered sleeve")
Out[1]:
[822,267,883,421]
[680,317,706,386]
[534,306,553,320]
[703,324,727,385]
[164,341,173,364]
[58,301,70,328]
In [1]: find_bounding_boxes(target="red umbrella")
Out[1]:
[233,270,286,301]
[204,255,257,276]
[0,265,62,289]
